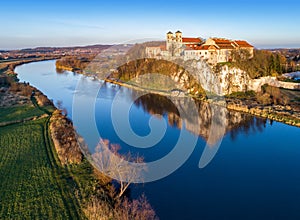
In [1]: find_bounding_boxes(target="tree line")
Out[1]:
[230,49,287,79]
[56,56,94,71]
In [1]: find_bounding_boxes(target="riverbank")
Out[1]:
[13,58,300,219]
[109,79,300,127]
[0,79,86,218]
[57,61,300,128]
[226,98,300,127]
[104,78,195,98]
[1,59,158,220]
[0,56,59,75]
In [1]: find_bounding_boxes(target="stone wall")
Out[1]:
[217,66,300,94]
[249,76,300,91]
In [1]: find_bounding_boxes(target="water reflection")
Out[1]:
[132,91,267,143]
[16,61,300,220]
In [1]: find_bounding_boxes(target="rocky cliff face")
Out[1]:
[113,58,252,96]
[173,60,300,95]
[89,55,299,96]
[169,59,252,96]
[110,58,206,98]
[218,65,250,95]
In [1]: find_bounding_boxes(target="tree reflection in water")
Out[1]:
[133,92,267,143]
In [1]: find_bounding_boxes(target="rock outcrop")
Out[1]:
[226,98,300,127]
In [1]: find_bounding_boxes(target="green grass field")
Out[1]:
[0,97,91,219]
[0,105,45,123]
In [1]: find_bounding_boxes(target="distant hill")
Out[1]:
[18,44,114,53]
[267,48,300,62]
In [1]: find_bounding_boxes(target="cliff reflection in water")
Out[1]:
[133,92,267,144]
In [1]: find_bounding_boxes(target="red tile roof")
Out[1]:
[196,45,211,50]
[234,40,253,48]
[212,38,232,44]
[208,38,236,49]
[217,44,235,49]
[182,37,202,43]
[211,38,253,49]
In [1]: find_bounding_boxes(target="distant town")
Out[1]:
[0,45,129,61]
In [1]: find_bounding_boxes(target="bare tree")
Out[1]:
[92,139,146,198]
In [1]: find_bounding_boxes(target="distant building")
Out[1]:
[145,45,167,58]
[146,30,254,64]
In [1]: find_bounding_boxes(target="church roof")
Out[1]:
[209,38,253,49]
[209,38,235,49]
[217,44,235,49]
[233,40,253,48]
[197,45,212,50]
[211,38,232,44]
[182,37,202,43]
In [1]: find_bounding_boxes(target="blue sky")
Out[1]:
[1,0,300,49]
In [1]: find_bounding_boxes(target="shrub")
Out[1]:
[83,194,158,220]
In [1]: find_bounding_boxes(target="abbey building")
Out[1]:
[146,30,254,64]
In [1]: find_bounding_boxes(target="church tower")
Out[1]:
[175,30,183,56]
[175,30,182,43]
[166,31,174,51]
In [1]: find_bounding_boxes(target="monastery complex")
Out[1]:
[146,30,254,64]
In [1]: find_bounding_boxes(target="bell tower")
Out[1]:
[166,31,174,51]
[175,30,182,43]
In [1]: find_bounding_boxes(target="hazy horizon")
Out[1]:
[2,41,300,51]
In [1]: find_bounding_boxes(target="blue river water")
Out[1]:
[16,60,300,220]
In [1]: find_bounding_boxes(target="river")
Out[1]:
[16,60,300,220]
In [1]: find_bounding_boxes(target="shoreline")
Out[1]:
[103,78,197,98]
[4,58,159,219]
[1,58,87,177]
[57,63,300,128]
[108,78,300,127]
[226,101,300,128]
[1,56,59,75]
[2,58,298,218]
